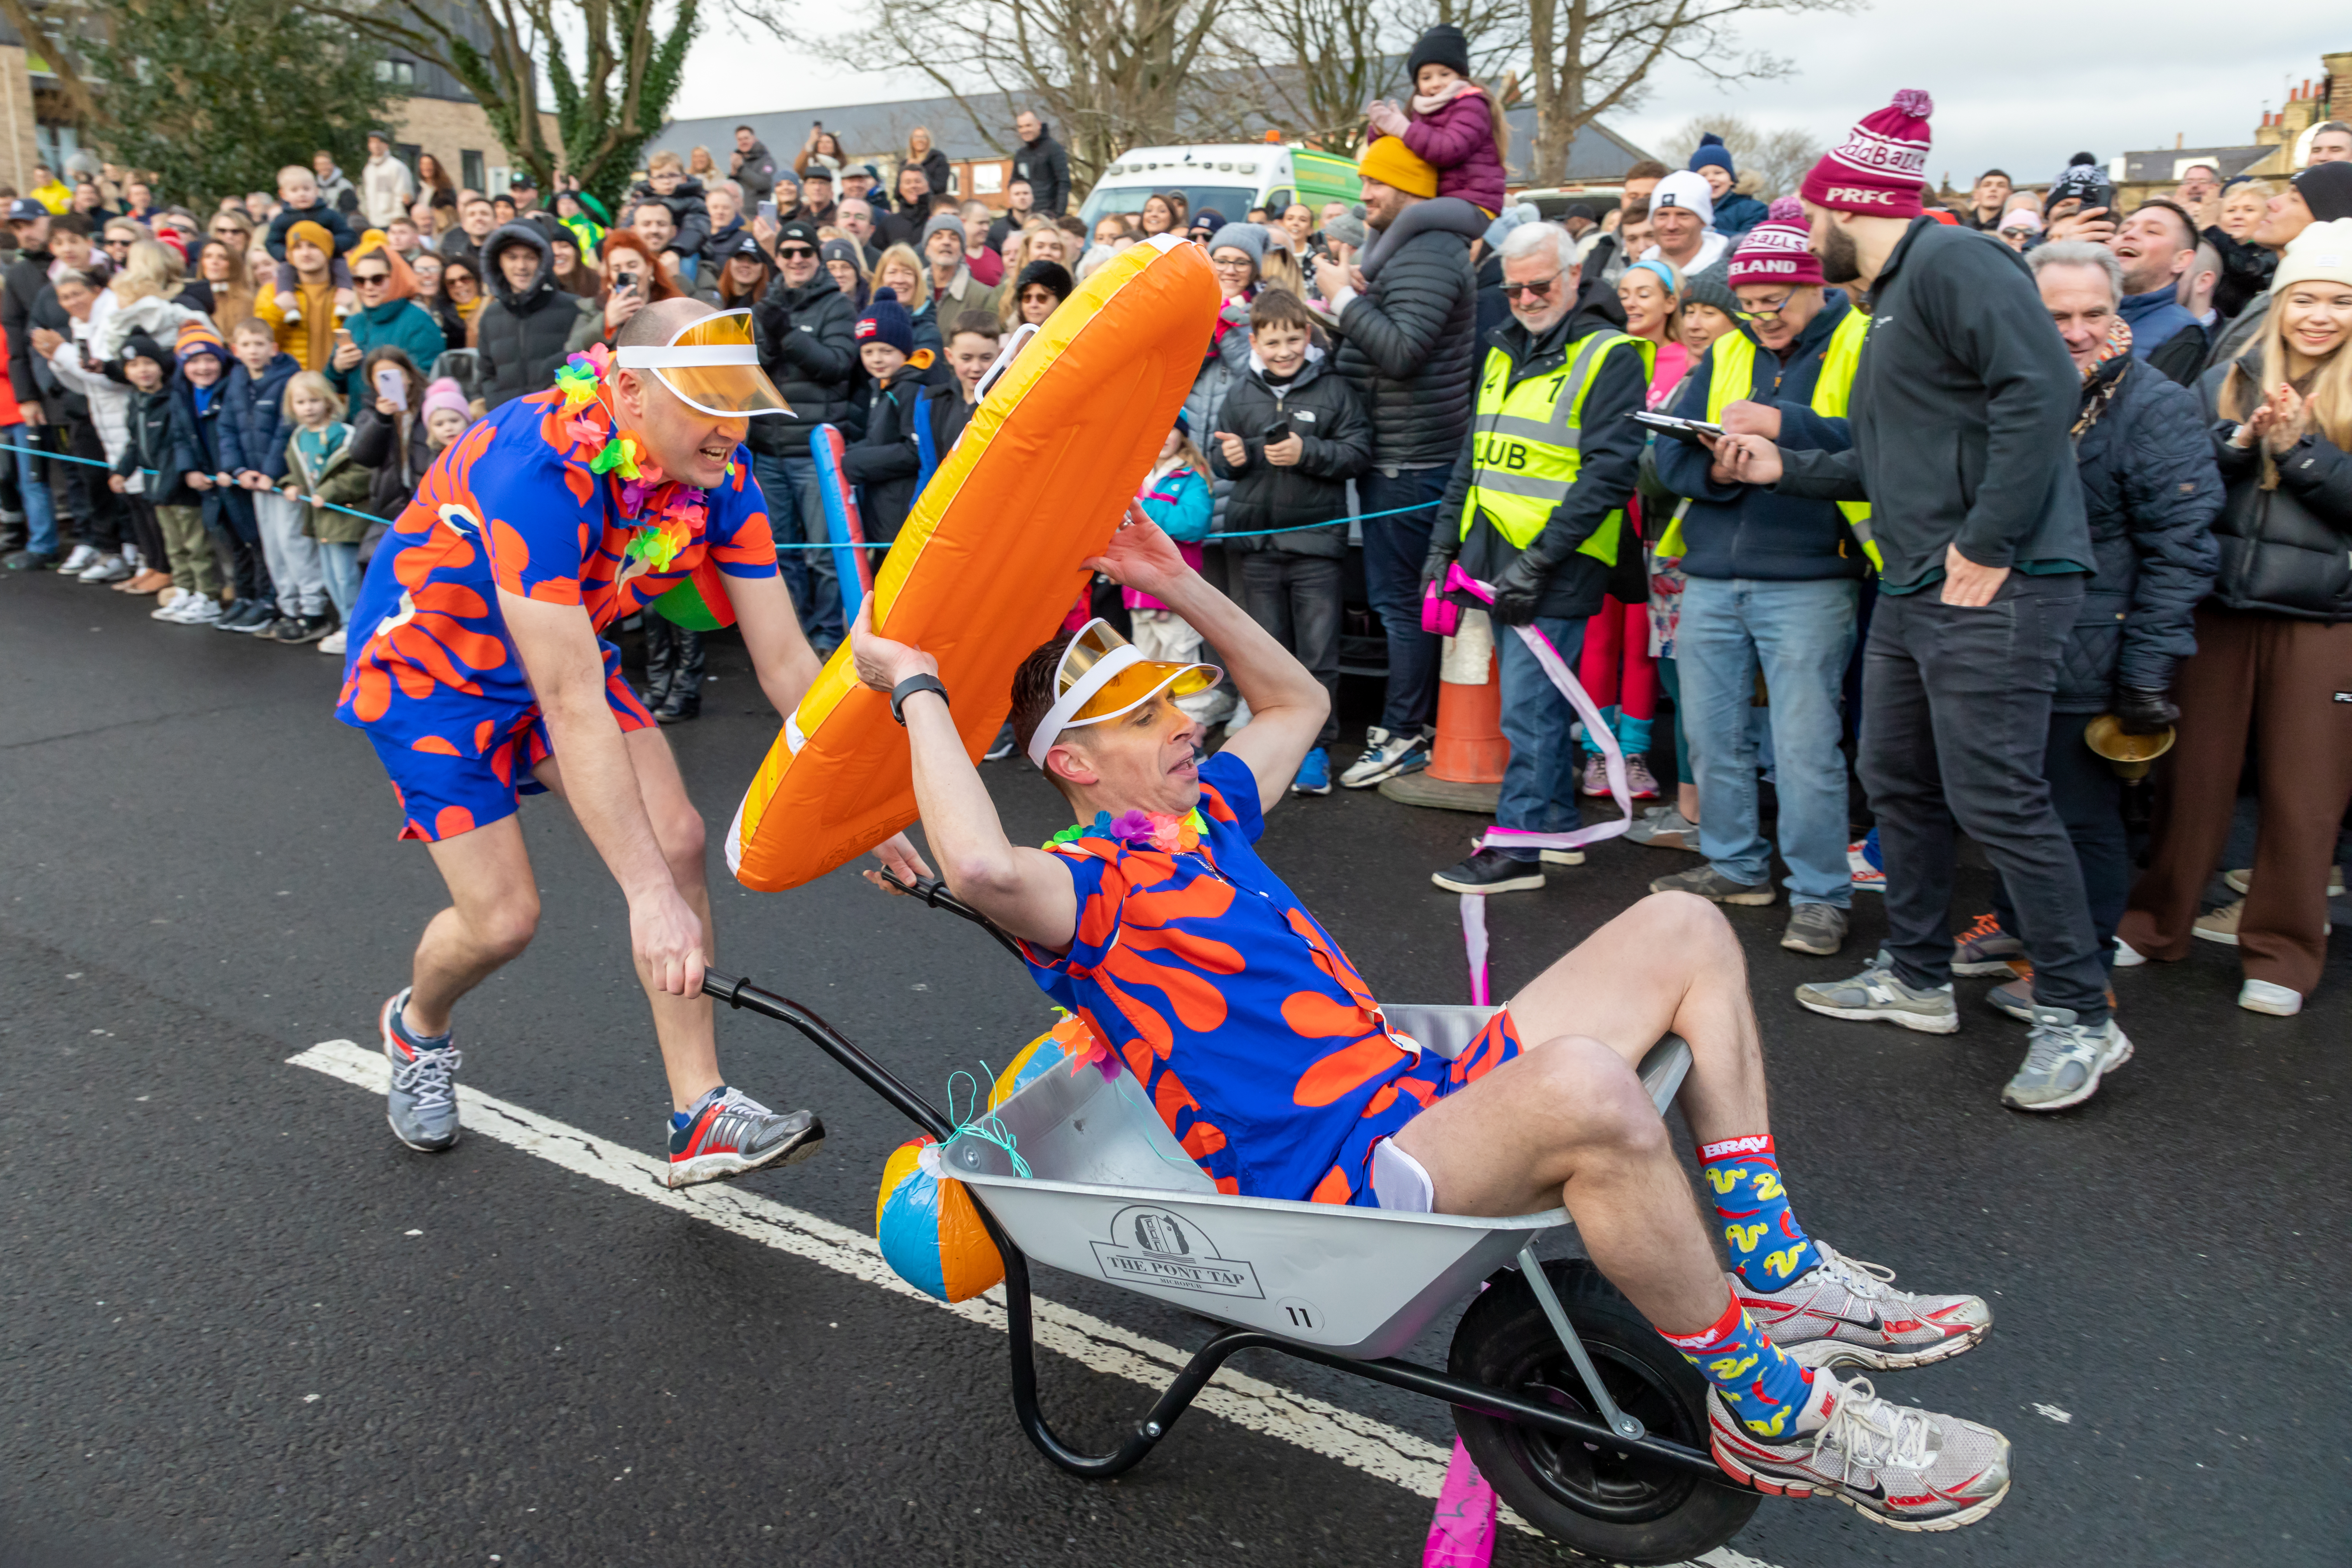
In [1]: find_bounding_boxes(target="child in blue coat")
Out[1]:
[1124,415,1218,722]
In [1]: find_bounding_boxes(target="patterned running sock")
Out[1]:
[1699,1133,1820,1291]
[391,994,452,1052]
[1660,1295,1815,1439]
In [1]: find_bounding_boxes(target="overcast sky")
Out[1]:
[675,12,2335,180]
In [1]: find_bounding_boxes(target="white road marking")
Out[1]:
[2032,1403,2073,1424]
[292,1039,1782,1568]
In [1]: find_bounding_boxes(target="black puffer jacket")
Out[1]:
[2052,353,2223,711]
[840,355,954,542]
[750,269,859,457]
[624,176,712,263]
[2197,349,2352,621]
[1330,197,1484,466]
[349,400,434,519]
[474,223,599,409]
[1209,349,1371,557]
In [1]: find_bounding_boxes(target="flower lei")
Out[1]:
[1047,808,1206,855]
[553,344,724,573]
[1046,1009,1120,1083]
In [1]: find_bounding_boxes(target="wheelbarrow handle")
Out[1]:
[703,968,955,1142]
[876,868,1028,962]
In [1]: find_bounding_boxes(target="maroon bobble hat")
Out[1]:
[1800,89,1933,219]
[1728,198,1824,288]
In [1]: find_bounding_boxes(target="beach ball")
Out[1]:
[989,1012,1098,1109]
[875,1135,1003,1303]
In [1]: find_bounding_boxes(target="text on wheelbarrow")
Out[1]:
[1091,1206,1266,1299]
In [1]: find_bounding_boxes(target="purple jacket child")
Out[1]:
[1397,86,1507,216]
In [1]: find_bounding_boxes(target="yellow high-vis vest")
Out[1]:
[1461,328,1654,567]
[1654,305,1879,570]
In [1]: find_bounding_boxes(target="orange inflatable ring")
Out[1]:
[726,236,1220,891]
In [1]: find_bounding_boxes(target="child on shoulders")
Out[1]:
[1364,26,1508,216]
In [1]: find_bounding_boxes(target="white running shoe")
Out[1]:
[2238,978,2302,1016]
[1708,1373,2011,1532]
[2112,936,2148,968]
[318,627,347,655]
[178,595,223,624]
[79,552,130,583]
[54,543,97,574]
[1794,950,1958,1034]
[1846,840,1885,893]
[1740,1242,1991,1370]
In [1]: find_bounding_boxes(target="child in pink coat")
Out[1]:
[1366,26,1508,215]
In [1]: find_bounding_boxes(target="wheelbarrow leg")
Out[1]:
[1516,1244,1646,1441]
[986,1210,1254,1479]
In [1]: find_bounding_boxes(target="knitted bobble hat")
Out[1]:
[1728,197,1824,288]
[855,286,915,355]
[1801,89,1934,219]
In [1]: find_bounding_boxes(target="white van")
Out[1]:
[1077,144,1358,232]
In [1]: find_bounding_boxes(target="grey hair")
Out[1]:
[2027,241,2123,304]
[1498,220,1579,276]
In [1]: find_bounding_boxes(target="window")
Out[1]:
[396,142,423,173]
[374,58,416,87]
[972,162,1003,196]
[461,149,485,190]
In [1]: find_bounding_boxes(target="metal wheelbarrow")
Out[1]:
[703,877,1760,1565]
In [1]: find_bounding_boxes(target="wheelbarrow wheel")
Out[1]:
[1449,1258,1758,1566]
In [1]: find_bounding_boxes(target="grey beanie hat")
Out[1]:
[1205,222,1267,268]
[920,212,965,248]
[1677,268,1741,318]
[1324,210,1368,250]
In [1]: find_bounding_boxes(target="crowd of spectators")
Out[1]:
[4,62,2347,1063]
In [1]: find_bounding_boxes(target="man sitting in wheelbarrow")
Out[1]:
[851,507,2012,1533]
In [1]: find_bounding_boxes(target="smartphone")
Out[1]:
[758,201,777,225]
[376,363,408,412]
[1263,417,1293,444]
[333,326,354,350]
[614,274,638,294]
[1631,410,1725,445]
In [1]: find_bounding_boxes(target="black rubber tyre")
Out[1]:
[1449,1258,1759,1565]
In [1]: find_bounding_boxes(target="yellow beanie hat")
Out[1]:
[1359,136,1438,201]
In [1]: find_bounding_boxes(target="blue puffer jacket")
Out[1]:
[216,351,300,480]
[1710,191,1771,242]
[2053,352,2223,711]
[1653,296,1867,582]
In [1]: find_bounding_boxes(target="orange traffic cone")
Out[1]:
[1380,613,1509,813]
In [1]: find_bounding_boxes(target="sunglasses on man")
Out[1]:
[1501,272,1563,302]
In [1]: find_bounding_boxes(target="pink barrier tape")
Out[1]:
[1441,565,1634,1003]
[1422,1435,1500,1568]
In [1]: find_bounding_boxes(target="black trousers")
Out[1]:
[122,492,168,573]
[1238,551,1342,747]
[67,417,122,551]
[1860,572,2110,1022]
[1991,711,2126,974]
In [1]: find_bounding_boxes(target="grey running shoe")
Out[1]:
[1795,950,1958,1034]
[2001,1007,2132,1112]
[1950,912,2024,976]
[1781,903,1848,956]
[1625,804,1699,851]
[1741,1242,1992,1371]
[666,1087,825,1188]
[380,989,461,1151]
[1708,1373,2012,1531]
[1340,726,1429,788]
[1650,863,1776,906]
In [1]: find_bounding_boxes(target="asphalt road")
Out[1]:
[3,566,2346,1568]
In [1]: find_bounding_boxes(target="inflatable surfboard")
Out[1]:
[726,236,1219,891]
[812,422,876,618]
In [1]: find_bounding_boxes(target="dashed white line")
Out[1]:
[290,1039,1782,1568]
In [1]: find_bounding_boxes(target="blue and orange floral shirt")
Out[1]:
[335,387,777,749]
[1018,752,1451,1205]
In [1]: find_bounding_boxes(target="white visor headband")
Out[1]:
[1026,643,1146,769]
[610,308,790,419]
[615,344,759,368]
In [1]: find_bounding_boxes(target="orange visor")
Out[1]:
[614,308,793,419]
[1026,618,1221,767]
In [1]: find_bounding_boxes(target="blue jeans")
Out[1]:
[2,423,56,554]
[1678,576,1858,905]
[318,540,363,619]
[752,446,841,650]
[1359,467,1451,734]
[1495,615,1588,857]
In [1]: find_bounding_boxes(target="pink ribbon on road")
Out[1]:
[1441,565,1634,1005]
[1423,1435,1501,1567]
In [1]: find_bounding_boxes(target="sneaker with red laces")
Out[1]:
[1708,1372,2012,1532]
[1951,912,2024,975]
[1739,1242,1991,1370]
[666,1087,825,1188]
[1846,839,1885,893]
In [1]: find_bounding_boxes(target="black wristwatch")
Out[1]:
[890,673,948,726]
